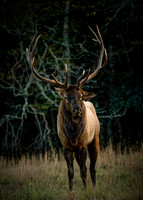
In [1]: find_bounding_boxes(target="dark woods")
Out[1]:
[0,0,143,160]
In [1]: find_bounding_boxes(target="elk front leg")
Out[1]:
[63,149,74,190]
[75,147,87,188]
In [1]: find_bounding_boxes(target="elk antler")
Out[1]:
[26,35,69,88]
[77,25,108,87]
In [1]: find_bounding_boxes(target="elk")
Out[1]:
[26,26,107,190]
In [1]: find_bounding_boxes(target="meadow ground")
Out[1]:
[0,145,143,200]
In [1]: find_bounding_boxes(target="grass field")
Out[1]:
[0,145,143,200]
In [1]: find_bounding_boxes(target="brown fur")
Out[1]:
[57,86,100,189]
[57,100,100,151]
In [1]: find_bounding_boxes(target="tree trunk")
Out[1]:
[63,0,70,62]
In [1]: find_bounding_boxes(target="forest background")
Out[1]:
[0,0,142,159]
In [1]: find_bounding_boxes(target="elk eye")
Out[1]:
[64,96,68,100]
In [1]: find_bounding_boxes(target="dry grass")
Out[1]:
[0,145,143,200]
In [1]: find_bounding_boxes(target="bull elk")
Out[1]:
[26,26,107,190]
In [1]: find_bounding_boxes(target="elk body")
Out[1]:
[26,26,107,190]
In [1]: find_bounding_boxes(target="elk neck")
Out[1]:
[61,100,86,143]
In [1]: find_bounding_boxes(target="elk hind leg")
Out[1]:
[88,138,99,186]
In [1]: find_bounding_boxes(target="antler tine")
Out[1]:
[77,70,85,87]
[89,26,105,68]
[26,35,67,88]
[102,48,108,68]
[78,25,107,87]
[26,35,41,68]
[77,68,91,87]
[50,73,61,86]
[88,26,101,44]
[28,35,36,52]
[52,63,69,88]
[96,25,105,68]
[31,34,41,57]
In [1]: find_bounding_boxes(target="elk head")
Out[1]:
[26,26,107,118]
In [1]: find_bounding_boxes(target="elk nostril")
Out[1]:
[73,106,81,113]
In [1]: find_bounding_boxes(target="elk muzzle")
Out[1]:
[73,105,82,117]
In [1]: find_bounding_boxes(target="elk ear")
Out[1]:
[83,91,96,100]
[55,88,64,96]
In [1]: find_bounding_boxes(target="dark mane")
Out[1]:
[61,100,85,143]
